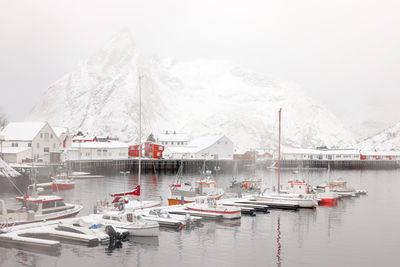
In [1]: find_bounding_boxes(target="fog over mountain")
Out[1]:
[27,30,356,150]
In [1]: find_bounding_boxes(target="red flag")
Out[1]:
[110,185,140,197]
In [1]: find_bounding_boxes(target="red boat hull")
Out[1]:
[51,183,75,191]
[320,197,338,206]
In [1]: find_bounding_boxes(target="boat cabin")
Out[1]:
[287,180,311,195]
[194,196,217,207]
[101,211,136,223]
[14,195,68,215]
[329,179,347,188]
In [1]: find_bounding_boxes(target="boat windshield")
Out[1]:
[26,201,39,212]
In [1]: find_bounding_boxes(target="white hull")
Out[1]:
[186,205,241,219]
[119,225,159,237]
[255,194,317,208]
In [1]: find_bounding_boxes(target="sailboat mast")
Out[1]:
[138,74,142,201]
[278,108,281,194]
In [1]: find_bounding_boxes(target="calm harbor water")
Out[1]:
[1,168,400,267]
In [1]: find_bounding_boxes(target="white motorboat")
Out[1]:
[0,194,83,227]
[254,193,317,208]
[327,178,361,197]
[316,185,339,206]
[55,220,110,244]
[89,210,159,237]
[137,208,201,229]
[186,196,241,219]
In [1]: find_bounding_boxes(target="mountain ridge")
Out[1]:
[27,30,356,150]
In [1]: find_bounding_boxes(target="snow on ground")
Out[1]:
[27,30,355,151]
[356,122,400,151]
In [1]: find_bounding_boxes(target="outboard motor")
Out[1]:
[105,225,128,252]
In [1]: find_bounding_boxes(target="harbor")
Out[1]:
[1,168,398,266]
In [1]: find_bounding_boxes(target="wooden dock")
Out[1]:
[64,158,400,176]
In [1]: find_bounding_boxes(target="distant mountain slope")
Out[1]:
[27,30,355,150]
[356,122,400,151]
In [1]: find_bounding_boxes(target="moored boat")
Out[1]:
[317,186,339,206]
[186,196,241,219]
[51,176,75,191]
[89,210,159,237]
[0,194,82,227]
[168,176,224,205]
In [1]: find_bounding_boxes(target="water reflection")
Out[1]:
[276,216,282,267]
[1,169,399,266]
[15,251,38,267]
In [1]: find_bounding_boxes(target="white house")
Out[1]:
[164,135,234,160]
[157,131,189,147]
[53,127,72,149]
[0,122,61,163]
[64,141,130,161]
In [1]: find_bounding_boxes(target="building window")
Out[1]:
[225,141,228,144]
[50,134,53,139]
[44,147,49,152]
[28,143,31,147]
[37,143,39,148]
[40,133,43,138]
[12,142,18,147]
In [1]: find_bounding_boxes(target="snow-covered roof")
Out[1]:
[52,127,69,138]
[359,150,400,156]
[1,147,31,154]
[0,158,20,177]
[157,133,188,142]
[71,141,130,149]
[166,135,225,154]
[73,135,97,141]
[281,148,360,155]
[188,135,225,151]
[0,122,46,141]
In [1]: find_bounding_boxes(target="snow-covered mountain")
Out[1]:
[356,122,400,151]
[27,30,355,150]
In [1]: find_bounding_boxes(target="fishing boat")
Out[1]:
[328,178,359,197]
[51,174,75,191]
[186,196,241,219]
[226,178,262,197]
[0,194,83,227]
[315,164,338,205]
[168,163,224,205]
[317,186,339,205]
[89,210,159,237]
[254,109,318,209]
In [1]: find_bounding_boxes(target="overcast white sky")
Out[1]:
[0,0,399,135]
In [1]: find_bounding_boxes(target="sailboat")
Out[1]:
[254,109,318,209]
[108,74,161,211]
